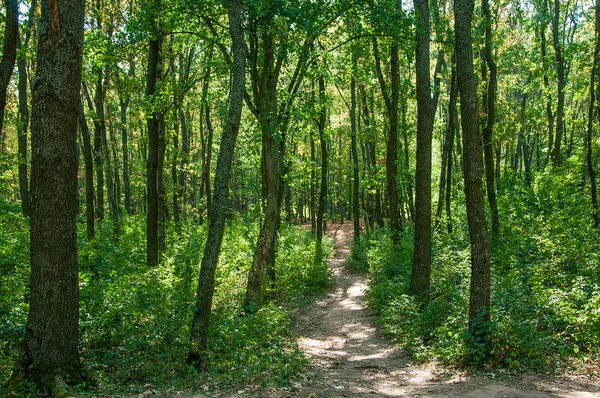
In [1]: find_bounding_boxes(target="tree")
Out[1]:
[349,27,361,242]
[10,0,86,393]
[454,0,492,347]
[372,4,402,243]
[78,96,96,241]
[16,0,37,218]
[316,74,328,247]
[146,24,163,267]
[243,0,320,306]
[411,0,434,302]
[0,0,18,151]
[188,0,246,368]
[587,0,599,228]
[550,0,566,166]
[481,0,499,235]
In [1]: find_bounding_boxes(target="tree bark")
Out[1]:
[455,0,492,346]
[11,0,85,392]
[411,0,435,303]
[188,0,245,367]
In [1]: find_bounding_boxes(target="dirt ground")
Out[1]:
[210,222,600,398]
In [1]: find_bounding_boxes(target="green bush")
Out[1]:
[366,166,600,370]
[1,214,332,395]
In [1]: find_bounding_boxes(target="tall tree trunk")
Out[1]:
[445,103,455,235]
[588,0,599,228]
[96,75,119,237]
[173,112,181,224]
[120,61,134,215]
[179,103,189,217]
[350,41,361,241]
[401,99,415,220]
[455,0,492,348]
[86,83,105,222]
[0,0,18,150]
[204,106,214,215]
[16,0,36,217]
[373,34,402,242]
[158,117,167,251]
[17,40,30,217]
[481,0,499,235]
[146,35,163,267]
[435,66,457,232]
[244,11,314,305]
[536,0,554,167]
[551,0,565,167]
[188,0,245,367]
[411,0,434,303]
[310,132,317,231]
[78,98,95,241]
[338,130,344,224]
[316,75,328,246]
[359,83,377,231]
[10,0,85,392]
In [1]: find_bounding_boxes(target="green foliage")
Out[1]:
[367,167,600,370]
[275,224,333,301]
[205,305,306,385]
[0,214,332,395]
[0,197,30,385]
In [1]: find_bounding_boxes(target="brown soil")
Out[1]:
[164,222,600,398]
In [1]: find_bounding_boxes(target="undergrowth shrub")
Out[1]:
[365,166,600,371]
[0,214,332,394]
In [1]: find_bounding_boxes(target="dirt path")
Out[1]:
[215,222,600,397]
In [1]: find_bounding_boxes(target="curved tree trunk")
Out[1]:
[188,0,246,367]
[11,0,85,393]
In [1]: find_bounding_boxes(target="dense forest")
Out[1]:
[0,0,599,396]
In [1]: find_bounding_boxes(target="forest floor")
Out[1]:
[191,222,600,398]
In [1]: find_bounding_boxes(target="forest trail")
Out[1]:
[216,222,600,398]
